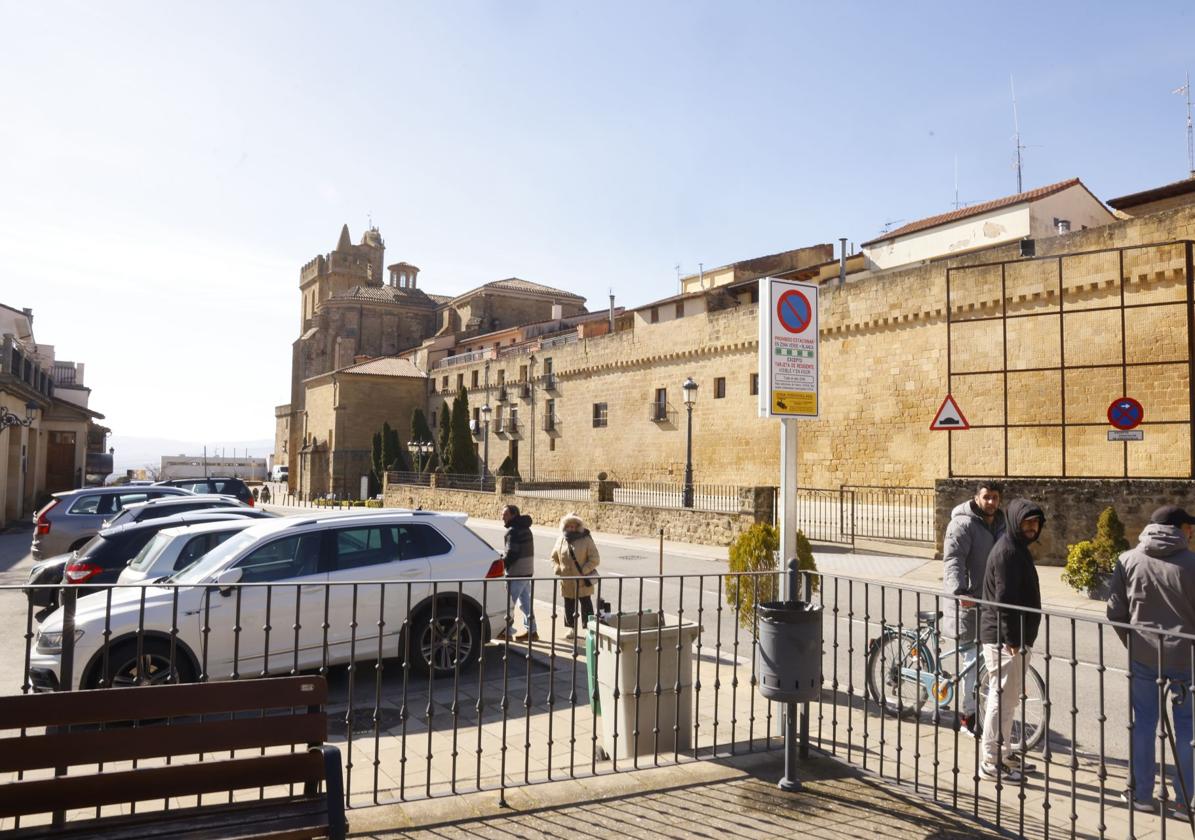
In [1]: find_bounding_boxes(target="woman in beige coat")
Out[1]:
[550,513,600,638]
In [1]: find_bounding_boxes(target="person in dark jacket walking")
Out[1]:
[941,481,1005,735]
[496,504,538,642]
[978,498,1044,783]
[1107,505,1195,813]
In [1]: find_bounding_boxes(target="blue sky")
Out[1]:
[2,1,1192,444]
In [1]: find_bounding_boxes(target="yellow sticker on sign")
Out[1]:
[772,391,817,415]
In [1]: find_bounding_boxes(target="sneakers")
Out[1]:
[980,762,1025,783]
[1121,791,1158,814]
[513,630,539,643]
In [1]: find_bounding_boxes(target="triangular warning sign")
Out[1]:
[930,394,970,431]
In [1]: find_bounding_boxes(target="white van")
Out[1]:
[270,465,288,482]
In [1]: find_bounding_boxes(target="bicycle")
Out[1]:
[865,608,1048,753]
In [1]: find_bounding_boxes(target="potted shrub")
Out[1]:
[726,524,818,629]
[1061,507,1130,599]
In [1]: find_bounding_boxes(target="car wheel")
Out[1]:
[87,639,195,689]
[409,604,482,677]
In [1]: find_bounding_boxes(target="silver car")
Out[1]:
[118,519,261,585]
[102,495,249,529]
[32,486,192,559]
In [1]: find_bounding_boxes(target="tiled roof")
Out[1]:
[338,357,426,379]
[862,178,1084,246]
[330,285,438,306]
[1106,177,1195,210]
[452,277,585,303]
[426,293,453,305]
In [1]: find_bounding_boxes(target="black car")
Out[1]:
[25,508,275,610]
[154,477,255,505]
[102,494,249,528]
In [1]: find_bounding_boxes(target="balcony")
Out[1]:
[541,414,558,432]
[519,383,532,399]
[647,401,672,423]
[542,373,558,392]
[496,420,521,438]
[496,386,509,403]
[432,349,489,370]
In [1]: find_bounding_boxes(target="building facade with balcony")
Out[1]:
[0,304,110,525]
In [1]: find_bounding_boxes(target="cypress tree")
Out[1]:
[437,403,453,473]
[409,408,435,472]
[449,386,477,474]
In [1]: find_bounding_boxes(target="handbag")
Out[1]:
[568,543,610,612]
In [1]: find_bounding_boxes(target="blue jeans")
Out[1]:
[1130,659,1194,805]
[956,643,978,716]
[507,578,537,633]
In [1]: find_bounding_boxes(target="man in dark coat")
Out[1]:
[941,481,1005,735]
[978,498,1044,783]
[497,504,538,642]
[1107,505,1195,813]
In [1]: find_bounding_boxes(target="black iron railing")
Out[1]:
[12,569,1195,837]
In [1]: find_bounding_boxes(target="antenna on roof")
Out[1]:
[1173,72,1194,178]
[953,154,961,210]
[880,219,905,235]
[674,264,682,293]
[1011,75,1026,194]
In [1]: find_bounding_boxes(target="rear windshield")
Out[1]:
[128,532,173,572]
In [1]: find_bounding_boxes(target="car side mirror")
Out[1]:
[212,567,242,596]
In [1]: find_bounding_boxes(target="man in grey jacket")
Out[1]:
[941,481,1005,736]
[1108,505,1195,813]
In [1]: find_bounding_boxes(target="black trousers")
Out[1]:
[564,595,594,629]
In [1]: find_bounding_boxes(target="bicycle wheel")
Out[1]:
[865,631,930,716]
[976,660,1048,753]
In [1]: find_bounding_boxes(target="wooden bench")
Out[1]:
[0,675,347,839]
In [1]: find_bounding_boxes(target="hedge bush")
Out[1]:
[1061,507,1130,595]
[725,523,818,629]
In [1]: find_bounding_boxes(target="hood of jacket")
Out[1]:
[1135,523,1190,558]
[563,527,591,544]
[951,500,1004,529]
[1006,499,1046,546]
[506,514,533,530]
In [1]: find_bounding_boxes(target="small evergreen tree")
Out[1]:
[725,524,819,629]
[370,430,384,494]
[436,403,453,473]
[496,454,522,481]
[449,386,477,474]
[1062,506,1129,595]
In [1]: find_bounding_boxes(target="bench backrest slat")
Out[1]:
[0,711,328,773]
[0,752,325,819]
[0,676,327,729]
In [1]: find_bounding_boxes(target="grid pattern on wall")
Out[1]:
[945,241,1195,479]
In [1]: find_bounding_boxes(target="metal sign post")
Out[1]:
[759,276,820,792]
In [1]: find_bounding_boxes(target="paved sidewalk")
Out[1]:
[347,749,1007,839]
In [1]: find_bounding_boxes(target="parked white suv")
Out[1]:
[29,511,505,691]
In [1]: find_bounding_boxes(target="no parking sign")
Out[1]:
[759,278,819,418]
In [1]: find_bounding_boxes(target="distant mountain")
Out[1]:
[109,435,274,476]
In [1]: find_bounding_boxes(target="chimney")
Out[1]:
[1054,217,1071,235]
[608,293,615,331]
[838,237,848,286]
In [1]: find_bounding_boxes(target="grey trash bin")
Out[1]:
[592,612,701,760]
[755,600,822,703]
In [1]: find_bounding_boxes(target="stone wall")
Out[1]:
[382,475,769,548]
[935,477,1195,566]
[434,204,1195,491]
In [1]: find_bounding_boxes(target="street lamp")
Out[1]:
[0,400,37,431]
[682,377,698,508]
[480,403,492,487]
[407,440,432,473]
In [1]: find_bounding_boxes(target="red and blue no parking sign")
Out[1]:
[1107,397,1144,431]
[776,289,813,334]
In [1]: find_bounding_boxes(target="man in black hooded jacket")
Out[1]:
[978,498,1045,783]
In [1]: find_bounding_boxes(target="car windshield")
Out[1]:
[105,509,135,528]
[127,532,173,572]
[169,530,260,584]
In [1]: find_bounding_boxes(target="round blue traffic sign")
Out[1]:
[777,289,812,334]
[1107,397,1144,431]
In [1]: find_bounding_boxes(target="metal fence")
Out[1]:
[11,569,1195,838]
[841,485,937,544]
[608,481,742,513]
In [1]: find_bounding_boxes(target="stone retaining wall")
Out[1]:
[935,478,1195,566]
[383,475,766,547]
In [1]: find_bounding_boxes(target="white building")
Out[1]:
[160,456,267,481]
[862,178,1115,271]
